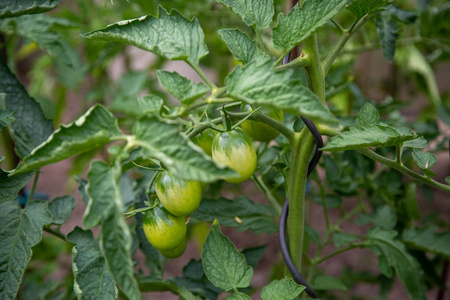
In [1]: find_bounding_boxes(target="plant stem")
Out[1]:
[318,180,331,231]
[275,55,309,71]
[252,174,282,216]
[255,30,267,53]
[187,61,217,89]
[27,171,40,203]
[186,97,237,113]
[314,243,363,265]
[44,227,66,242]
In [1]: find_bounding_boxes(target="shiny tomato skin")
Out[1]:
[142,206,186,250]
[241,105,284,142]
[212,127,257,184]
[155,171,202,217]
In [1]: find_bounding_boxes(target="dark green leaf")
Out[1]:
[133,116,236,182]
[216,0,274,31]
[261,277,305,300]
[386,5,417,24]
[219,29,258,64]
[138,95,164,116]
[21,279,61,300]
[120,174,141,211]
[311,275,347,291]
[402,227,450,259]
[0,169,33,203]
[273,0,347,50]
[13,105,122,175]
[412,149,437,176]
[82,7,209,65]
[446,177,450,185]
[109,72,148,116]
[225,56,336,124]
[0,0,61,19]
[48,195,75,225]
[403,137,427,149]
[0,109,14,131]
[347,0,393,19]
[332,232,359,248]
[376,13,399,63]
[139,277,201,299]
[0,58,53,159]
[75,176,89,206]
[356,103,380,127]
[202,220,253,291]
[67,227,117,299]
[191,196,277,234]
[242,245,267,269]
[0,200,52,299]
[373,205,396,230]
[156,70,210,105]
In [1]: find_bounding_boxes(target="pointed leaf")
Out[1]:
[138,95,164,116]
[0,109,14,131]
[241,245,267,269]
[0,200,52,299]
[82,7,209,65]
[227,292,251,300]
[67,227,117,300]
[347,0,393,20]
[0,59,53,159]
[0,0,61,19]
[13,105,122,175]
[412,149,437,173]
[356,103,380,127]
[311,275,347,291]
[156,70,210,105]
[261,278,305,300]
[0,169,33,203]
[191,196,277,234]
[332,232,359,248]
[225,56,336,124]
[133,117,236,182]
[273,0,347,50]
[376,13,399,63]
[48,195,75,225]
[216,0,274,31]
[219,29,258,64]
[202,220,253,291]
[403,137,427,149]
[402,227,450,258]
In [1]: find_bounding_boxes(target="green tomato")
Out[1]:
[142,206,187,250]
[241,105,284,142]
[212,127,257,184]
[158,238,186,258]
[191,128,216,156]
[155,171,202,216]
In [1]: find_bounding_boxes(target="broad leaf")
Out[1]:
[13,105,122,175]
[412,149,437,177]
[0,169,33,203]
[67,227,117,300]
[0,200,52,299]
[191,196,278,234]
[403,137,427,149]
[156,70,210,105]
[273,0,347,50]
[0,58,53,159]
[362,227,427,300]
[225,56,336,124]
[216,0,274,31]
[376,13,399,62]
[138,95,164,116]
[242,245,267,269]
[0,0,61,19]
[82,7,209,65]
[311,275,347,291]
[48,195,75,225]
[261,278,305,300]
[133,117,236,182]
[356,103,380,127]
[202,220,253,291]
[347,0,393,20]
[402,227,450,258]
[219,29,258,64]
[227,292,251,300]
[0,109,14,131]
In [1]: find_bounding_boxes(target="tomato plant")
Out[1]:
[1,0,450,299]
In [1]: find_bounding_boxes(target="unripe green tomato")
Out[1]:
[191,128,216,156]
[241,105,284,142]
[155,171,202,217]
[212,127,257,184]
[142,206,187,250]
[158,238,187,258]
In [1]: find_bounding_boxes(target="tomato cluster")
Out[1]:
[142,106,282,258]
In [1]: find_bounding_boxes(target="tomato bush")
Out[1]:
[1,0,450,299]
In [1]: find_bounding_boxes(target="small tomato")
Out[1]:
[158,238,187,258]
[241,105,284,142]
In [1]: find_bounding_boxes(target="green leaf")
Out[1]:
[242,245,267,269]
[376,13,399,63]
[48,195,75,225]
[347,0,393,20]
[216,0,274,31]
[273,0,347,50]
[356,103,380,127]
[402,227,450,259]
[138,95,164,116]
[109,72,148,116]
[133,116,236,182]
[403,137,427,149]
[156,70,210,105]
[218,29,258,64]
[446,177,450,185]
[226,292,251,300]
[261,277,305,300]
[139,278,201,299]
[202,220,253,291]
[12,105,122,175]
[100,214,141,300]
[0,109,14,131]
[373,205,397,230]
[362,227,426,300]
[82,7,209,65]
[191,196,278,234]
[311,275,347,291]
[67,227,118,300]
[0,58,53,159]
[0,169,33,203]
[412,149,437,177]
[0,200,52,299]
[0,0,61,19]
[332,232,359,248]
[225,56,336,124]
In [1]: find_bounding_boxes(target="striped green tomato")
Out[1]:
[159,238,186,258]
[155,171,202,217]
[212,127,257,184]
[142,206,186,250]
[241,105,284,142]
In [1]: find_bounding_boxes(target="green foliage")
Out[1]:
[0,169,33,202]
[311,275,347,291]
[376,12,399,62]
[261,278,305,300]
[47,195,75,225]
[0,0,61,19]
[218,29,258,64]
[347,0,393,20]
[215,0,274,31]
[0,109,14,131]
